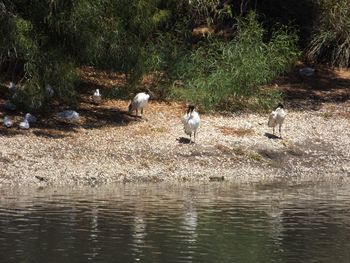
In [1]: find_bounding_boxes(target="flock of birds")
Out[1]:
[2,112,37,130]
[1,83,286,142]
[125,89,286,143]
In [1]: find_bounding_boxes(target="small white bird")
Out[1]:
[8,82,16,93]
[128,89,152,117]
[58,110,80,122]
[182,105,200,143]
[268,103,286,138]
[19,118,30,130]
[25,113,37,123]
[45,84,54,97]
[3,116,13,128]
[93,89,102,104]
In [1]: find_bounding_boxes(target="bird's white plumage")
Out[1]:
[8,82,16,93]
[3,116,13,128]
[268,111,278,128]
[19,119,29,130]
[45,84,54,97]
[182,108,200,143]
[268,105,286,137]
[58,110,80,122]
[128,92,150,116]
[25,113,37,123]
[93,89,101,104]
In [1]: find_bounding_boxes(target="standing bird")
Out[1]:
[93,89,102,104]
[128,89,152,118]
[182,105,200,143]
[268,103,286,138]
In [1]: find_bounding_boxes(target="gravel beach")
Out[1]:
[1,98,349,186]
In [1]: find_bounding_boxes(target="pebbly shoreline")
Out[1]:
[0,100,349,187]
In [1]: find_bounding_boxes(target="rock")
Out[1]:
[35,175,48,182]
[209,176,225,181]
[299,67,315,77]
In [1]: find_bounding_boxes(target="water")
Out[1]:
[0,182,350,263]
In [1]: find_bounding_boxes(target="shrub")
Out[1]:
[306,0,350,67]
[170,12,299,111]
[0,0,173,111]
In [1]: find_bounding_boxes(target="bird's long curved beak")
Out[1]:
[149,91,155,99]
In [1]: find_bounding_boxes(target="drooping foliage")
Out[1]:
[2,0,345,112]
[307,0,350,67]
[0,0,173,111]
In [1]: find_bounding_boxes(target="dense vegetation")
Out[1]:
[306,0,350,68]
[0,0,348,112]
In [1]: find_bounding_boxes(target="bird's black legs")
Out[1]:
[279,125,282,139]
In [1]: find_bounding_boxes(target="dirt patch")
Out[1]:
[275,63,350,111]
[217,126,254,136]
[338,112,350,120]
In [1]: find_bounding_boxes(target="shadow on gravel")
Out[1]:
[0,102,139,138]
[277,65,350,111]
[264,133,280,139]
[177,137,192,144]
[32,130,66,139]
[0,127,23,137]
[0,72,142,138]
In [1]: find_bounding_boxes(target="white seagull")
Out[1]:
[128,89,152,118]
[58,110,80,122]
[8,82,16,93]
[45,84,54,97]
[268,103,286,138]
[3,116,13,128]
[182,105,200,143]
[19,118,30,130]
[25,113,37,123]
[93,89,102,104]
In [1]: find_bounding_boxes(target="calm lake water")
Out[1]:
[0,182,350,263]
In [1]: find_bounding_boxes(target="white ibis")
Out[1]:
[268,103,286,138]
[182,105,200,143]
[128,89,152,118]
